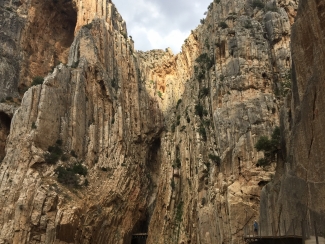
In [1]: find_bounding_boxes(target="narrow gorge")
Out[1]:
[0,0,324,244]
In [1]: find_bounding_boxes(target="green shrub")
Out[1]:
[45,142,63,164]
[200,19,205,24]
[56,139,63,146]
[31,76,44,86]
[255,136,273,152]
[84,23,93,29]
[257,158,269,167]
[175,158,181,168]
[203,109,209,117]
[44,152,60,164]
[157,91,162,98]
[195,53,214,69]
[111,78,117,88]
[197,70,206,82]
[55,163,88,187]
[251,0,265,9]
[200,87,209,98]
[171,123,176,133]
[72,163,88,176]
[175,201,183,222]
[244,20,253,29]
[196,53,209,64]
[61,154,69,162]
[195,104,204,118]
[70,150,77,158]
[176,115,181,126]
[204,119,211,127]
[208,154,221,166]
[219,22,228,29]
[55,166,77,185]
[255,127,281,166]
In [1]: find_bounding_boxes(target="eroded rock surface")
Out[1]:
[260,0,325,237]
[0,0,300,243]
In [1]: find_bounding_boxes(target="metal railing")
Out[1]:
[244,218,324,244]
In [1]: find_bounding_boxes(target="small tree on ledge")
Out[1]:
[255,127,281,166]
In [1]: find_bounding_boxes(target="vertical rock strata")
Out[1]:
[0,0,301,243]
[260,0,325,237]
[0,1,164,243]
[144,1,297,243]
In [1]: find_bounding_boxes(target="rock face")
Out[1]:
[0,1,163,243]
[0,0,301,243]
[260,0,325,238]
[0,4,23,100]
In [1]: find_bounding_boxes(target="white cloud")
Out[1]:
[113,0,212,53]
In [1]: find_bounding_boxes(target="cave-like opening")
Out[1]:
[131,218,149,244]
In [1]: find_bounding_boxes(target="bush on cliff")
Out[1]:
[55,163,88,187]
[31,76,44,86]
[251,0,265,9]
[255,127,281,166]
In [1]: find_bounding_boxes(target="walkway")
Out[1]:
[244,235,303,244]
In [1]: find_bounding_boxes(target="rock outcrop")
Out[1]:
[260,0,325,238]
[0,1,164,243]
[0,0,302,243]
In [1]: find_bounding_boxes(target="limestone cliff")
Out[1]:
[143,0,297,243]
[0,0,299,243]
[260,0,325,238]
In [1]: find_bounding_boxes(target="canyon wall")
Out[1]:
[0,0,164,243]
[144,0,297,243]
[260,0,325,238]
[0,0,302,243]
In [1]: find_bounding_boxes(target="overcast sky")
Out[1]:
[113,0,212,53]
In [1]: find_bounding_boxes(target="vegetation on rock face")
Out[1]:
[208,154,221,166]
[84,22,93,29]
[243,19,253,29]
[219,21,228,29]
[199,87,209,98]
[250,0,265,9]
[31,76,44,86]
[175,201,183,222]
[195,53,214,70]
[44,140,64,164]
[255,127,281,166]
[55,163,88,187]
[195,104,204,118]
[198,125,207,141]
